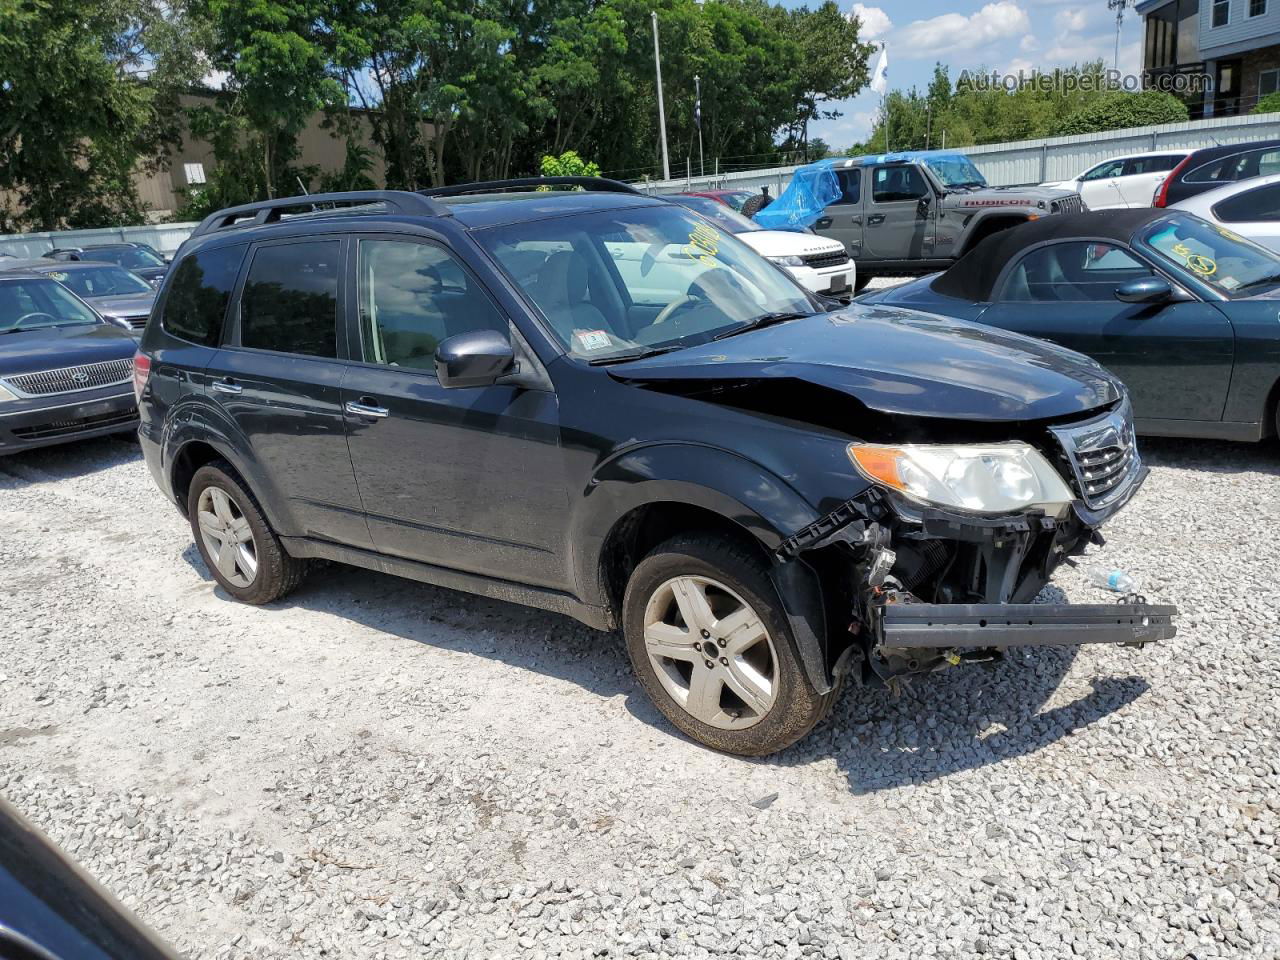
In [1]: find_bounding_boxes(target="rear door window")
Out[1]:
[1213,184,1280,223]
[237,241,341,357]
[160,245,245,346]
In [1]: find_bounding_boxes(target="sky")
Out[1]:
[797,0,1147,149]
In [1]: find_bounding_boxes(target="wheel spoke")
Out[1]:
[235,543,257,581]
[215,539,239,580]
[671,578,714,633]
[685,668,723,723]
[723,659,773,715]
[197,511,223,538]
[210,488,235,525]
[716,606,767,656]
[644,621,698,661]
[229,517,253,544]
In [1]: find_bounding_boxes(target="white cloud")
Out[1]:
[849,4,892,40]
[1020,34,1040,52]
[894,2,1032,58]
[1004,58,1037,76]
[1053,8,1092,33]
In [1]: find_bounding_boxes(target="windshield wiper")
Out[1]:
[587,344,686,365]
[712,311,811,341]
[1234,273,1280,294]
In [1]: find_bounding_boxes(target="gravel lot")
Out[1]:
[2,427,1279,960]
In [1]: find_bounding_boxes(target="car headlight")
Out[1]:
[0,382,18,402]
[848,442,1076,515]
[769,255,805,268]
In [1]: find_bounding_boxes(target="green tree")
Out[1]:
[0,0,203,229]
[539,150,602,177]
[1052,89,1189,136]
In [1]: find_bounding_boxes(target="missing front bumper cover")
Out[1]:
[877,601,1177,649]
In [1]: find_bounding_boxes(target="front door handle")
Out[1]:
[815,217,832,229]
[848,215,863,226]
[211,379,242,395]
[345,399,389,419]
[867,214,886,226]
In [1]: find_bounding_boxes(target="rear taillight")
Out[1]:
[132,351,152,403]
[1153,155,1191,208]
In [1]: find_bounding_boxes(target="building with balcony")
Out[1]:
[1140,0,1280,116]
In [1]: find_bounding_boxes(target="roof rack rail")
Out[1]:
[188,190,451,240]
[419,176,643,198]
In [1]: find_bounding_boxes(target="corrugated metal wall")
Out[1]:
[638,112,1280,195]
[0,222,199,259]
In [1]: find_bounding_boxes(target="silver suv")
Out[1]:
[813,152,1083,288]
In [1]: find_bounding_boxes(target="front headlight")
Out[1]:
[0,382,18,402]
[848,442,1076,515]
[769,255,805,268]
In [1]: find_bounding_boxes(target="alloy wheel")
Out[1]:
[642,575,779,730]
[196,486,258,588]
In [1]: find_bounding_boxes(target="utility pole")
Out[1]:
[694,74,705,178]
[652,12,671,181]
[1107,0,1129,72]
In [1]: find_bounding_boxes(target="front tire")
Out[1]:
[187,461,307,604]
[622,535,831,756]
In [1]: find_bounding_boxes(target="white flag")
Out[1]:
[870,45,888,96]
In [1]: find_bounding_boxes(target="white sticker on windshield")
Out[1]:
[1221,277,1240,290]
[574,330,611,351]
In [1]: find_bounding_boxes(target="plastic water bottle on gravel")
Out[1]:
[1080,565,1137,593]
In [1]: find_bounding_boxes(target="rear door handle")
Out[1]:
[211,379,242,395]
[345,399,389,419]
[848,216,863,226]
[867,214,886,226]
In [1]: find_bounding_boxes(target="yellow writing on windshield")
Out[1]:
[683,222,721,268]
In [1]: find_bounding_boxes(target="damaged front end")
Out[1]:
[776,401,1178,688]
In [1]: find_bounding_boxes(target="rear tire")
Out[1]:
[622,534,831,756]
[187,461,307,604]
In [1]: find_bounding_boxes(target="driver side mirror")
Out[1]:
[1115,277,1177,304]
[916,196,932,220]
[435,329,515,388]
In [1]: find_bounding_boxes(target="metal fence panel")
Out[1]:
[0,222,199,259]
[639,112,1280,194]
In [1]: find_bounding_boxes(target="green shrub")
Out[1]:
[1253,92,1280,115]
[1052,91,1190,136]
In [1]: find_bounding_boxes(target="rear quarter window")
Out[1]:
[161,245,246,346]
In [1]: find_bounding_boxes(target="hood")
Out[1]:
[738,231,846,258]
[609,304,1121,423]
[0,323,137,378]
[87,293,155,319]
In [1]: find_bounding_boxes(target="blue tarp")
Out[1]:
[753,158,842,231]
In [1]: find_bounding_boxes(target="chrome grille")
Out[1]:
[1049,402,1141,510]
[802,250,851,269]
[3,358,133,397]
[122,315,149,330]
[1051,195,1085,215]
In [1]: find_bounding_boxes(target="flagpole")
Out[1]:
[652,11,671,181]
[695,74,704,178]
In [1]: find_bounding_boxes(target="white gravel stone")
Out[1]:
[1,426,1278,959]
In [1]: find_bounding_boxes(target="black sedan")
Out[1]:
[0,273,139,454]
[860,208,1280,441]
[3,259,156,336]
[48,242,169,285]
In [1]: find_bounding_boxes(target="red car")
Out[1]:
[675,189,755,212]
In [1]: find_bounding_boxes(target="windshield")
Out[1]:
[924,156,987,188]
[719,192,755,212]
[1139,214,1280,299]
[478,205,814,362]
[671,197,761,233]
[47,265,152,298]
[88,246,165,269]
[0,278,101,332]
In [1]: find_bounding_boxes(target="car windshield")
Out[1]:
[719,192,755,212]
[1139,214,1280,299]
[47,265,152,298]
[89,246,165,269]
[478,204,814,362]
[924,156,987,188]
[671,197,761,233]
[0,278,101,332]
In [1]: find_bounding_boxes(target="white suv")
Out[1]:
[1044,151,1190,210]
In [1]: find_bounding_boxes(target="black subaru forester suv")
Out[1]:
[136,178,1175,756]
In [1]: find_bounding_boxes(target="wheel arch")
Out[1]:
[957,213,1032,257]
